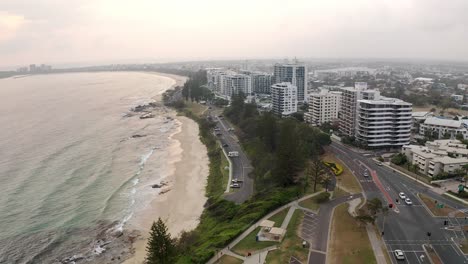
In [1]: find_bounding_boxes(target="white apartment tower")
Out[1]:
[273,62,307,102]
[220,74,252,98]
[339,82,378,137]
[271,82,298,117]
[305,89,342,125]
[356,97,412,148]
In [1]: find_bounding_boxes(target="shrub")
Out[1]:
[391,153,407,165]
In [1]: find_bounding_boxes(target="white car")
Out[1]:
[405,198,412,205]
[230,183,240,188]
[394,249,405,260]
[398,192,406,199]
[364,171,369,177]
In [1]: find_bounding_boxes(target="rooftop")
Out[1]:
[424,117,462,128]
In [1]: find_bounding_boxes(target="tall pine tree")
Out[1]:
[146,218,175,264]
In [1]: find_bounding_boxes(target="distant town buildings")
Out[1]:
[403,139,468,177]
[271,82,298,117]
[17,64,53,73]
[273,62,307,102]
[305,89,342,125]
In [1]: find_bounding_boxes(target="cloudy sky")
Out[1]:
[1,0,467,68]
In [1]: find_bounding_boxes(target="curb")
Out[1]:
[422,244,435,264]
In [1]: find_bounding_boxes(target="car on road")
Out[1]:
[394,249,405,260]
[215,132,222,136]
[232,178,243,183]
[222,143,228,147]
[228,151,239,157]
[364,171,369,177]
[399,192,406,199]
[375,161,383,166]
[228,128,234,132]
[404,198,412,205]
[230,183,240,188]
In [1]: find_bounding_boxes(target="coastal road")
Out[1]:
[209,109,254,204]
[329,142,468,264]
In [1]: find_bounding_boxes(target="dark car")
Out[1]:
[222,143,228,147]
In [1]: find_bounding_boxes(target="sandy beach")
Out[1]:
[123,74,209,264]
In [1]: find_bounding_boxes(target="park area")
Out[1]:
[328,203,376,264]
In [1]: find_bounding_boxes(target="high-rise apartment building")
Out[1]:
[305,89,342,125]
[339,83,378,137]
[356,97,412,148]
[273,62,307,102]
[251,73,273,94]
[220,74,252,98]
[271,82,298,116]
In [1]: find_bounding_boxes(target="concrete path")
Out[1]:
[244,246,277,264]
[366,224,387,264]
[281,205,297,229]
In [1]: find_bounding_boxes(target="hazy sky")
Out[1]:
[1,0,468,68]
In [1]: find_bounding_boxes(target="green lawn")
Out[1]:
[231,227,278,256]
[299,196,320,211]
[268,209,288,227]
[333,187,349,199]
[328,204,376,264]
[265,210,308,264]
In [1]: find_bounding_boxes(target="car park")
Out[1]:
[394,249,405,260]
[404,198,412,205]
[399,192,406,199]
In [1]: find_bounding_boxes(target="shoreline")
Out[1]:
[123,73,209,264]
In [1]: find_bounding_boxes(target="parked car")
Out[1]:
[375,161,383,166]
[394,249,405,260]
[404,198,412,205]
[399,192,406,199]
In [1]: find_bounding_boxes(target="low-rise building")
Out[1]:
[420,117,468,140]
[402,139,468,177]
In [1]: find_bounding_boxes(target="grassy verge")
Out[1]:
[328,204,376,264]
[418,193,464,217]
[459,239,468,254]
[232,227,278,256]
[220,149,230,193]
[268,209,288,227]
[299,196,320,211]
[424,245,443,264]
[333,187,350,199]
[215,255,243,264]
[322,151,362,193]
[390,163,432,185]
[265,210,308,263]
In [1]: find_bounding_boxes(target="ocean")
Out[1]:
[0,72,179,263]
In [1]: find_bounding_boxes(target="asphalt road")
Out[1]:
[307,193,364,264]
[209,111,253,204]
[329,142,468,264]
